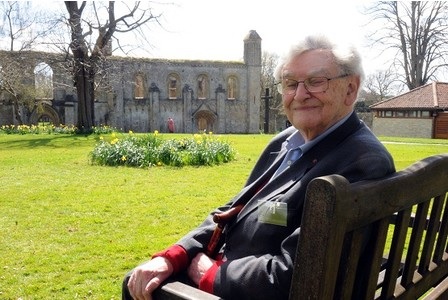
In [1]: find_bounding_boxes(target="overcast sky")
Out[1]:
[27,1,384,76]
[141,0,383,74]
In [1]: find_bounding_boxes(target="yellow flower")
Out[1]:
[154,130,159,136]
[99,136,104,140]
[121,155,127,161]
[129,130,133,135]
[157,161,162,166]
[111,138,119,145]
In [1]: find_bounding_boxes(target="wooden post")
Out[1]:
[262,88,273,134]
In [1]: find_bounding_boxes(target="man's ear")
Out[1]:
[344,76,360,106]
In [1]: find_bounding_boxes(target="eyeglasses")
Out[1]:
[277,74,350,95]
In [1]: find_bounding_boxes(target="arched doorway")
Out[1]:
[193,110,216,133]
[29,102,61,126]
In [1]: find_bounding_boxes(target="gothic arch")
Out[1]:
[167,73,181,99]
[193,110,216,132]
[197,74,209,99]
[226,75,238,99]
[29,102,61,126]
[34,62,54,99]
[134,73,146,99]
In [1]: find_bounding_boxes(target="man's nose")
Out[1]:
[293,82,310,97]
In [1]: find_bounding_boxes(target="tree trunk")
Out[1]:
[65,2,95,133]
[73,52,95,132]
[12,98,24,125]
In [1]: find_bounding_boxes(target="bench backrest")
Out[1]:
[290,154,448,299]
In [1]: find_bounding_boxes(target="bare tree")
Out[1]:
[0,1,54,51]
[260,51,284,133]
[64,1,162,132]
[363,69,403,104]
[365,1,448,90]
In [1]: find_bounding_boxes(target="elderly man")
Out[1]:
[123,34,395,300]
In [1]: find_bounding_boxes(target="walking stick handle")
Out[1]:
[206,204,244,256]
[212,204,244,224]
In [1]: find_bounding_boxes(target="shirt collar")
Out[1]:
[284,112,352,154]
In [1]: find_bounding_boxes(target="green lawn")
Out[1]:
[1,133,448,299]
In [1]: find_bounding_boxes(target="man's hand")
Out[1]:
[187,252,215,285]
[127,256,173,300]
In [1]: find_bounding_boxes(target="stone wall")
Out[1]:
[99,58,256,133]
[372,117,434,138]
[0,30,262,134]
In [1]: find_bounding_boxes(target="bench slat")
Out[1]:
[433,201,448,264]
[419,195,444,274]
[381,209,412,298]
[364,219,390,300]
[401,201,430,288]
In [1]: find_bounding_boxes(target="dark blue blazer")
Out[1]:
[177,112,395,299]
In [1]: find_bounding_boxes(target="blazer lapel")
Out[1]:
[235,158,314,222]
[234,112,364,222]
[231,148,287,207]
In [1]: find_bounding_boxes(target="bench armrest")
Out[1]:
[153,280,223,300]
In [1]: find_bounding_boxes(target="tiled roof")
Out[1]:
[370,82,448,110]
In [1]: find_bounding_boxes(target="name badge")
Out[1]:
[258,200,287,226]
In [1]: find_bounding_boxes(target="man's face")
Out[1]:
[280,49,359,141]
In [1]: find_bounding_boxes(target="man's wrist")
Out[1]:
[152,244,189,274]
[198,260,224,294]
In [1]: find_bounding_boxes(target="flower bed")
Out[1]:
[90,131,236,167]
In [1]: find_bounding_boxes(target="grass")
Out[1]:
[1,133,448,299]
[379,136,448,170]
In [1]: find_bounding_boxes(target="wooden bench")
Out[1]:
[154,154,448,299]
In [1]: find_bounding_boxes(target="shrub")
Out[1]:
[0,124,117,135]
[90,131,236,168]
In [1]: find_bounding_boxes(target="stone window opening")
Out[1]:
[34,62,53,100]
[197,74,208,99]
[134,74,145,99]
[227,76,238,100]
[168,73,180,99]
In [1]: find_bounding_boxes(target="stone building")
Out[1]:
[0,30,262,133]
